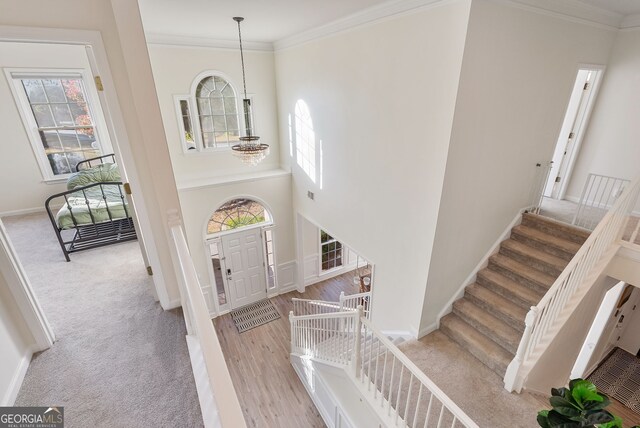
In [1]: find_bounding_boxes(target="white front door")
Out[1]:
[220,227,267,309]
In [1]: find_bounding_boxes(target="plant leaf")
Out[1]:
[547,410,580,427]
[538,410,551,428]
[597,415,623,428]
[571,380,603,407]
[553,387,570,398]
[584,410,614,425]
[549,396,581,417]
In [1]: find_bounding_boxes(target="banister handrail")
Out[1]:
[504,175,640,392]
[537,175,638,310]
[170,224,246,428]
[359,317,479,428]
[289,310,356,321]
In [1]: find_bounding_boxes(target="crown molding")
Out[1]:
[274,0,454,51]
[145,33,274,52]
[621,13,640,30]
[488,0,622,30]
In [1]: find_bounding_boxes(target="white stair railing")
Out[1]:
[289,307,478,428]
[529,161,553,214]
[292,298,341,316]
[573,173,631,230]
[170,223,246,428]
[504,176,640,392]
[340,290,372,319]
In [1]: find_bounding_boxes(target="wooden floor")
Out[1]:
[213,271,359,428]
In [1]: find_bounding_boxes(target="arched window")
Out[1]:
[207,198,271,234]
[295,100,316,182]
[195,75,240,149]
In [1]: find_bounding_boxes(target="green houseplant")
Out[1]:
[537,379,638,428]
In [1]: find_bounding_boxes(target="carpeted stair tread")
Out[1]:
[452,299,521,354]
[489,253,556,292]
[477,269,544,309]
[465,283,527,332]
[440,313,513,377]
[500,239,567,277]
[522,213,591,244]
[511,225,580,260]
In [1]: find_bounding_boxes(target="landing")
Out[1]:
[399,331,547,428]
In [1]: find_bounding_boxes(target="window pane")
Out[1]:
[22,80,46,103]
[211,97,224,115]
[31,104,55,127]
[224,97,237,114]
[52,104,74,126]
[202,132,215,148]
[19,76,103,177]
[42,79,66,102]
[195,75,238,149]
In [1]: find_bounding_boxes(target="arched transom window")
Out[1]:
[195,75,240,149]
[207,198,271,234]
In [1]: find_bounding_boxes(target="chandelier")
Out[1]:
[231,17,269,166]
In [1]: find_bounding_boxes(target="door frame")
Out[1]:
[0,25,172,342]
[205,223,275,316]
[545,64,605,200]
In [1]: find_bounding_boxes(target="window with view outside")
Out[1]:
[207,198,271,234]
[321,230,343,271]
[179,99,195,150]
[195,75,240,149]
[20,77,102,176]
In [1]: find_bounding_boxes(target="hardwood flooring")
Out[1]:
[213,271,359,428]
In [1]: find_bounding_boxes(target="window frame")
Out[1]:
[319,229,344,273]
[5,67,113,182]
[179,70,256,155]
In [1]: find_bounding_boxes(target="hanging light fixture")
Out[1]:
[231,17,269,166]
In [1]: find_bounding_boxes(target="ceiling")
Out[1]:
[138,0,640,44]
[137,0,392,43]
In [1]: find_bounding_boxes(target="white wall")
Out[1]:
[419,0,618,332]
[276,0,472,334]
[0,0,186,308]
[0,42,93,215]
[567,29,640,199]
[177,174,296,310]
[0,270,36,405]
[147,44,281,184]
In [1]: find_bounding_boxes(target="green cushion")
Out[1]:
[66,163,121,190]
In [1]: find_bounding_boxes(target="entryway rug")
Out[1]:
[230,299,280,333]
[588,347,640,413]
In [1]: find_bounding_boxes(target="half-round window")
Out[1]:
[195,75,240,149]
[207,198,271,234]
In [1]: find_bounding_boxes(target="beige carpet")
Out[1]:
[2,213,203,428]
[399,331,547,428]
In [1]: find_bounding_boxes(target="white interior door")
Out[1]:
[545,68,601,199]
[221,227,267,309]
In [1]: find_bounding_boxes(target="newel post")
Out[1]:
[289,311,295,354]
[339,291,346,311]
[504,306,539,392]
[353,305,364,379]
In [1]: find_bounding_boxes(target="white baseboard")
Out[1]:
[185,335,220,428]
[163,298,182,311]
[381,330,416,341]
[435,207,527,327]
[417,322,438,339]
[0,207,46,218]
[1,351,32,406]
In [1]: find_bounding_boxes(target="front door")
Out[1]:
[220,227,267,309]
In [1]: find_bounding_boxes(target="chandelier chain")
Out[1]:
[236,19,248,99]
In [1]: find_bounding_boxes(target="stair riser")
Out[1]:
[488,261,550,294]
[476,274,538,309]
[498,245,564,277]
[511,231,574,261]
[440,321,508,377]
[464,291,525,333]
[522,215,589,245]
[452,305,519,354]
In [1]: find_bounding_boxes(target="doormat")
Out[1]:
[588,347,640,413]
[230,300,281,333]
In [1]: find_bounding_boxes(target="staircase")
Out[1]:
[439,213,590,377]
